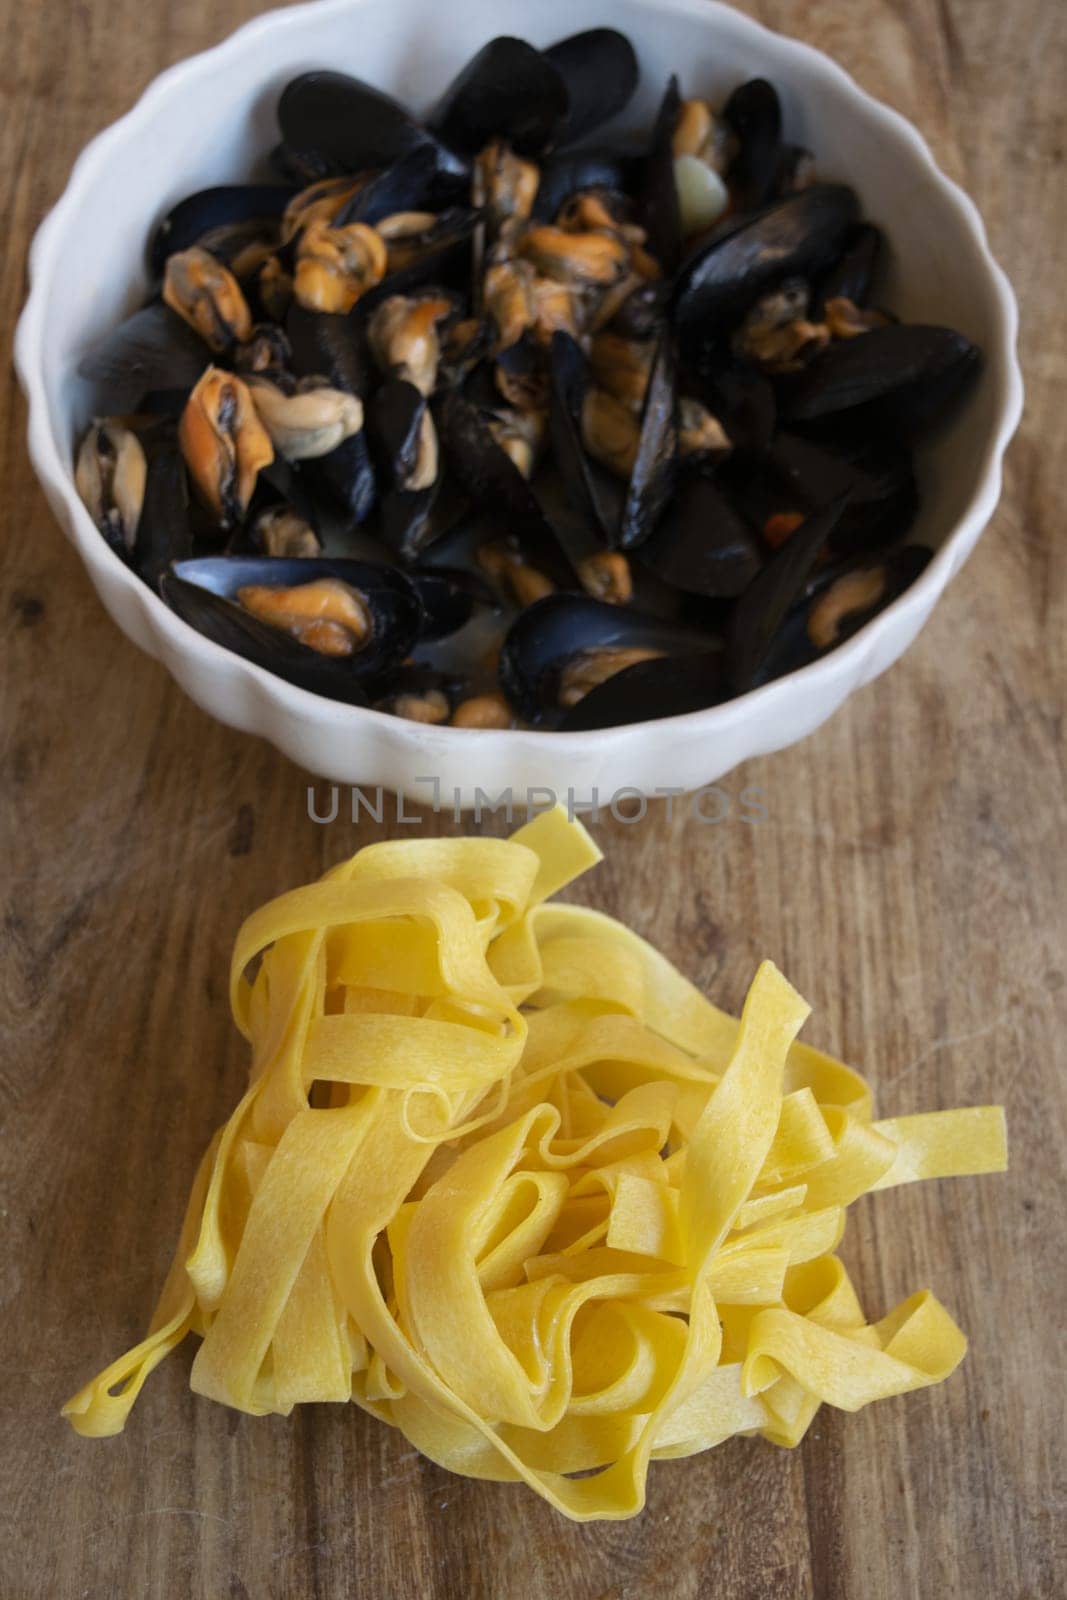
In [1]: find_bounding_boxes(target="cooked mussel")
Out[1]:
[149,185,294,278]
[245,377,365,461]
[499,593,714,723]
[755,545,932,683]
[765,431,919,555]
[812,223,883,315]
[779,322,982,439]
[161,247,253,351]
[474,139,541,236]
[368,293,456,394]
[673,184,860,344]
[285,304,378,522]
[727,494,850,691]
[163,556,424,699]
[294,220,387,313]
[367,377,442,560]
[179,367,274,530]
[533,151,636,222]
[560,648,726,729]
[75,420,147,559]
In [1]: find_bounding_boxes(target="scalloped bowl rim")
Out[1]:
[15,0,1023,776]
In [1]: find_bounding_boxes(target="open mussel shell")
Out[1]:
[723,79,783,212]
[689,355,775,452]
[533,150,637,221]
[639,473,762,598]
[560,648,726,730]
[499,592,714,724]
[412,568,495,642]
[436,389,572,582]
[284,304,378,522]
[278,70,466,178]
[755,544,931,684]
[78,302,211,413]
[162,556,424,701]
[148,185,295,278]
[619,331,678,550]
[366,378,443,560]
[133,437,194,590]
[727,493,850,692]
[337,145,469,226]
[779,323,982,440]
[543,29,639,147]
[432,36,569,157]
[767,432,919,555]
[286,303,376,396]
[548,331,623,546]
[673,184,860,344]
[638,75,683,276]
[812,222,884,315]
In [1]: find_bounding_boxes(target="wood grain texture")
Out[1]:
[1,1,1065,1596]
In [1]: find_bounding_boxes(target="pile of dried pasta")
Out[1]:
[64,809,1006,1520]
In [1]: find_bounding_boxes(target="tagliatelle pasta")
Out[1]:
[63,810,1007,1520]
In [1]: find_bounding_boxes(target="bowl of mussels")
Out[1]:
[17,0,1022,799]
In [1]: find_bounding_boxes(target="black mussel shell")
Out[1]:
[639,473,762,599]
[619,331,678,550]
[637,76,683,277]
[337,145,469,226]
[369,661,462,715]
[368,379,428,487]
[310,432,378,525]
[544,29,639,147]
[132,439,193,591]
[270,141,340,185]
[690,354,775,453]
[608,281,669,342]
[548,331,623,546]
[560,648,726,730]
[148,185,294,278]
[779,323,982,440]
[433,37,569,158]
[286,303,377,396]
[163,556,424,699]
[723,79,783,212]
[727,494,850,692]
[78,302,210,413]
[673,184,860,344]
[282,305,378,522]
[368,378,442,560]
[767,432,919,555]
[278,70,466,178]
[412,568,494,641]
[533,150,637,221]
[228,459,322,557]
[812,222,884,314]
[436,389,568,575]
[756,544,931,683]
[499,593,714,723]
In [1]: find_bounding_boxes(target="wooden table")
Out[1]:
[2,1,1064,1595]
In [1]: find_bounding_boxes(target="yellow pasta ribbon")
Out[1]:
[62,808,1007,1520]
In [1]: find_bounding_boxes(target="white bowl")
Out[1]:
[16,0,1022,805]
